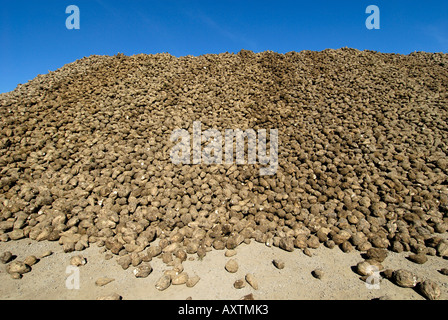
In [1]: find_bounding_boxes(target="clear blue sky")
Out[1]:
[1,0,447,94]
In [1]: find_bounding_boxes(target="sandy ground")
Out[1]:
[0,237,447,300]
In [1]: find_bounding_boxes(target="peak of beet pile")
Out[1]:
[0,49,447,267]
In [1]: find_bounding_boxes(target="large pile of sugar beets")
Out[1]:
[0,48,447,267]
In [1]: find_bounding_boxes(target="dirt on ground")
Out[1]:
[1,235,447,300]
